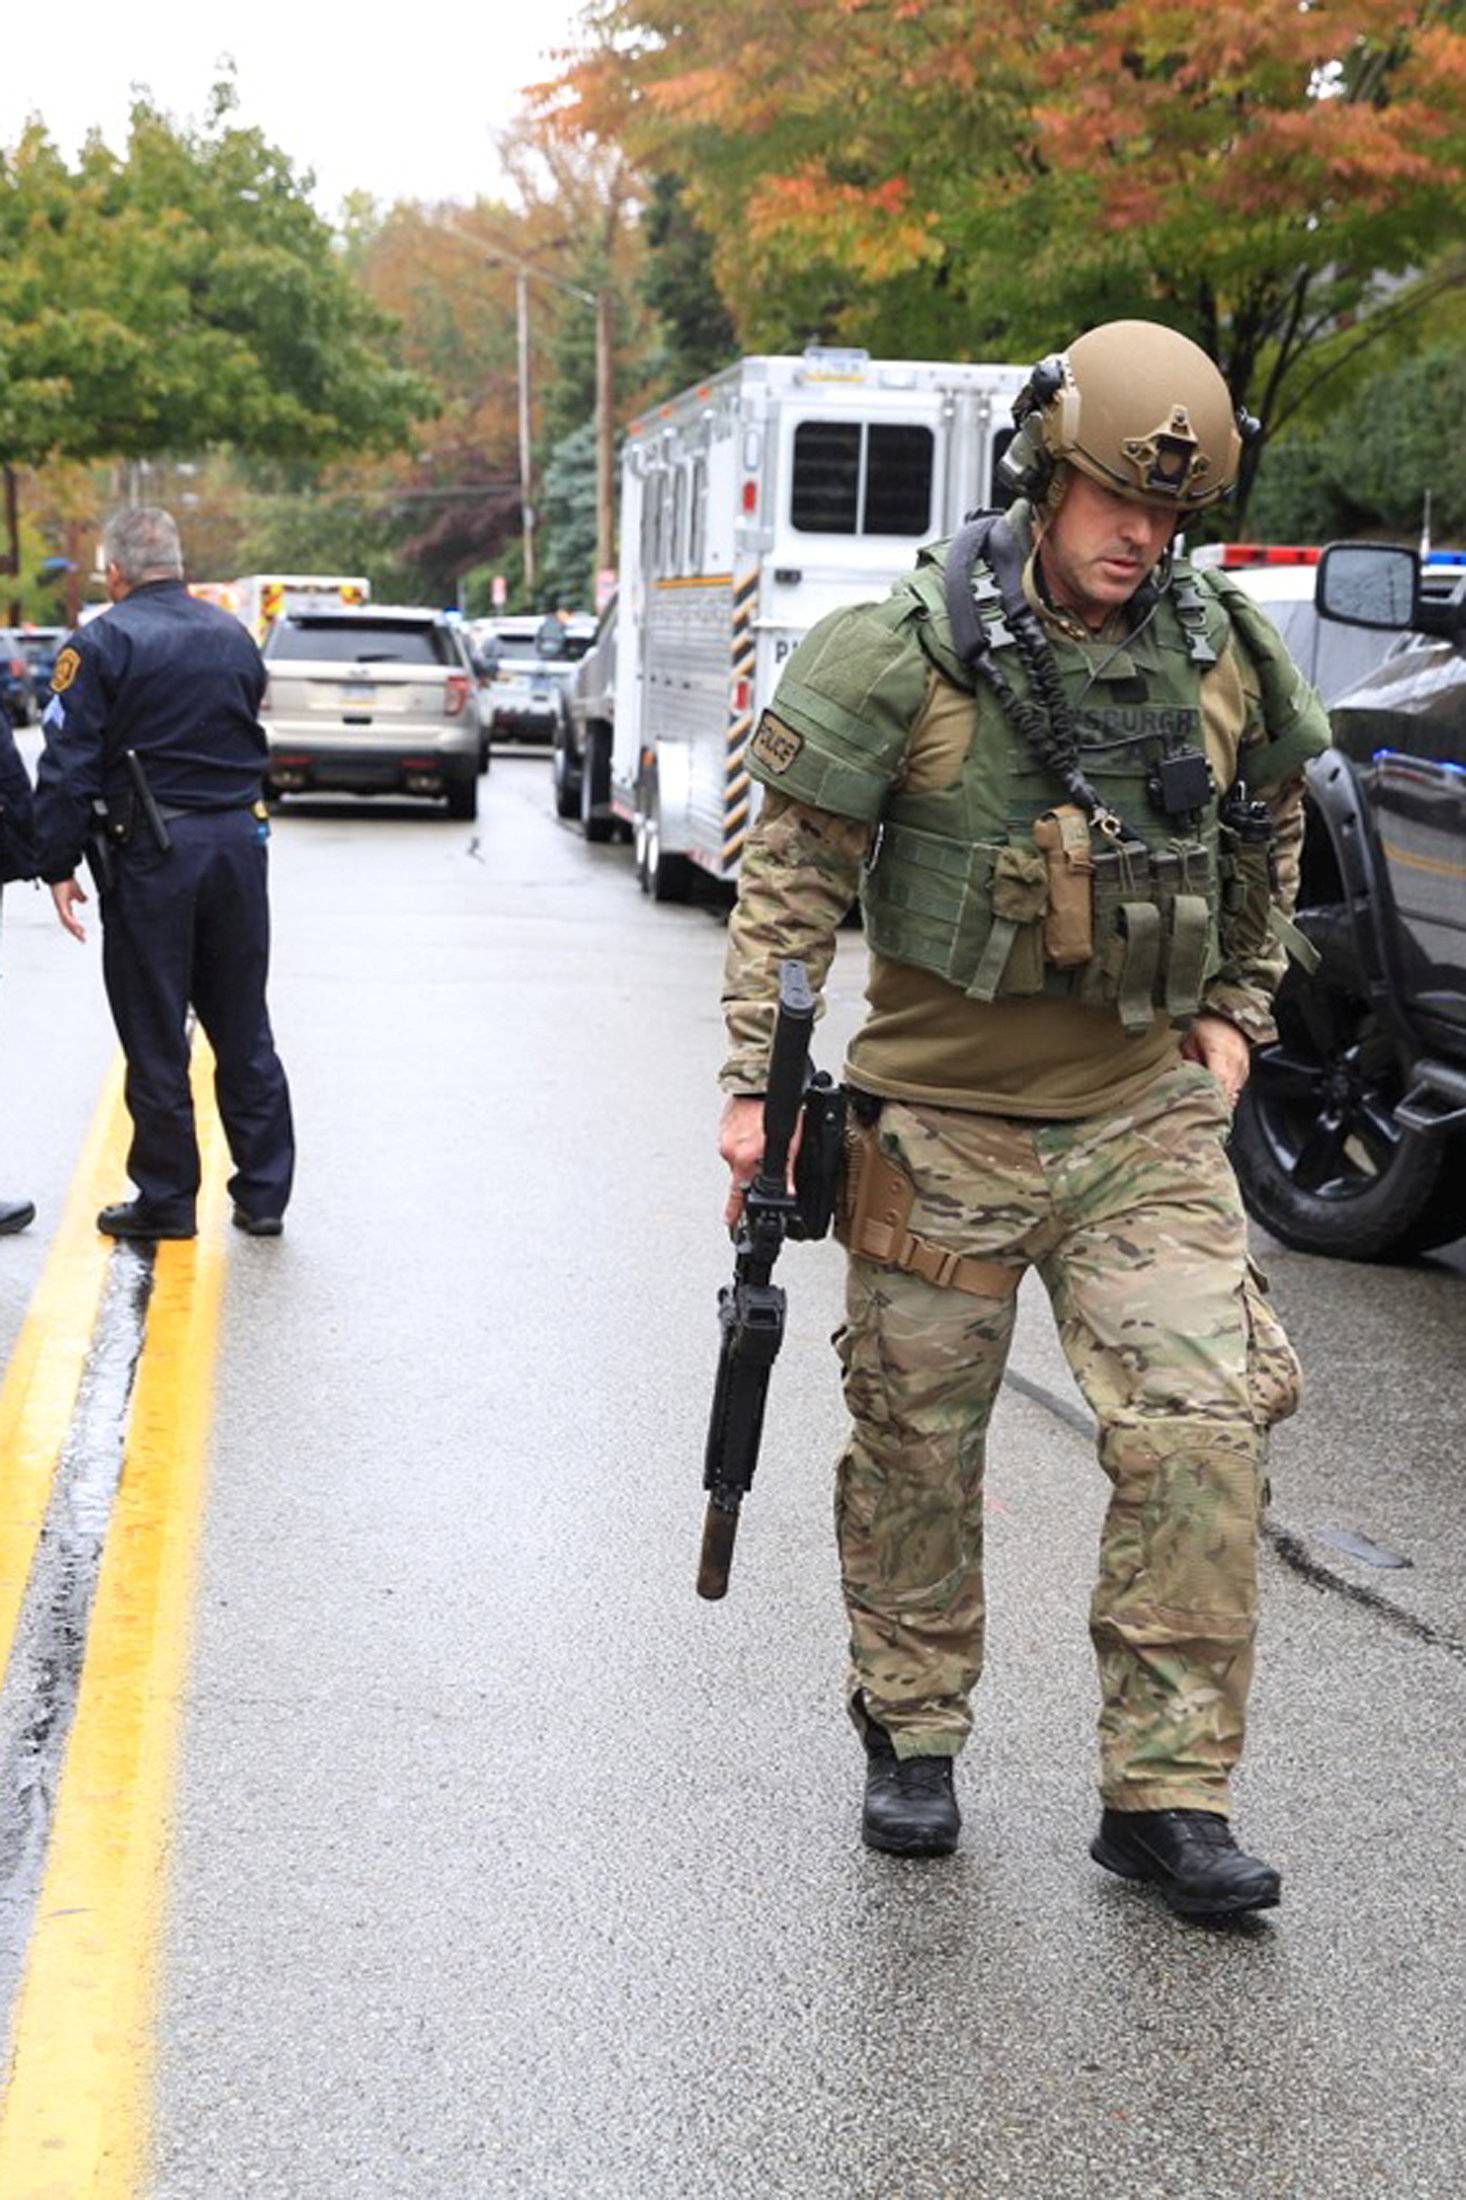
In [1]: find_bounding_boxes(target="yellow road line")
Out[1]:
[0,1058,132,1689]
[0,1040,229,2198]
[1379,837,1466,881]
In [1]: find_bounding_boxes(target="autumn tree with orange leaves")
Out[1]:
[549,0,1466,514]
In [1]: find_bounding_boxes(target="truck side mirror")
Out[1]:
[1316,542,1419,631]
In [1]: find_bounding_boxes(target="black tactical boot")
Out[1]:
[232,1207,284,1237]
[861,1724,960,1857]
[1091,1808,1281,1921]
[96,1200,196,1242]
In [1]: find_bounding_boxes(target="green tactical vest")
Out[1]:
[866,553,1235,1031]
[751,525,1329,1037]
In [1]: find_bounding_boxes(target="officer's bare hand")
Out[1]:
[50,878,88,944]
[718,1095,804,1228]
[1182,1013,1251,1106]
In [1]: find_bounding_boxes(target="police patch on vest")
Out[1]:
[51,647,81,694]
[751,713,804,775]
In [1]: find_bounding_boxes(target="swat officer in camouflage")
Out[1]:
[717,321,1329,1922]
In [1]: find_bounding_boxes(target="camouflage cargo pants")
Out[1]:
[834,1061,1302,1814]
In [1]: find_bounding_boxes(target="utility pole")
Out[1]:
[595,287,614,593]
[442,222,614,611]
[515,270,536,602]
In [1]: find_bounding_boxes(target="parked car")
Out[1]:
[0,630,34,726]
[552,598,619,841]
[458,629,497,772]
[1231,541,1466,1260]
[1191,546,1403,706]
[16,626,67,713]
[261,606,482,819]
[477,614,595,744]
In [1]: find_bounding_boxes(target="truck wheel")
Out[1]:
[552,729,581,819]
[580,724,613,844]
[639,777,693,904]
[1230,905,1457,1260]
[444,771,478,822]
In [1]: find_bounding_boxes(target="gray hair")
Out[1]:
[102,506,184,584]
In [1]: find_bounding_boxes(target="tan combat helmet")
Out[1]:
[1001,320,1248,514]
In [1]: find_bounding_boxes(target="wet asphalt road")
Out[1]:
[2,751,1465,2198]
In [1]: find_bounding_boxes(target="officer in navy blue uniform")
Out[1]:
[35,507,294,1240]
[0,708,38,1235]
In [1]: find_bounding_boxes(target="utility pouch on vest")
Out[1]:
[1219,835,1273,962]
[1081,839,1152,1022]
[837,1116,1023,1301]
[1217,785,1275,963]
[1151,845,1216,1020]
[1032,805,1093,967]
[970,842,1048,1000]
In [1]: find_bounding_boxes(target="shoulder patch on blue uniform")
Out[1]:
[51,647,81,693]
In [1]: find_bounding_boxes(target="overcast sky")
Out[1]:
[0,0,590,218]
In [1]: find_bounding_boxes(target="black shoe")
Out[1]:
[1091,1808,1281,1921]
[231,1208,284,1237]
[0,1199,35,1236]
[861,1725,961,1857]
[96,1200,196,1242]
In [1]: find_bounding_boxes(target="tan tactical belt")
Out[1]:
[838,1117,1023,1301]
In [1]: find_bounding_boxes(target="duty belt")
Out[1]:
[156,800,256,821]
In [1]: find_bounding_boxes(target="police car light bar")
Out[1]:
[1208,544,1322,568]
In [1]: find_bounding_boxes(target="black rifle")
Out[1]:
[698,958,843,1601]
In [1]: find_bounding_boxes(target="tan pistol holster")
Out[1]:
[837,1116,1023,1301]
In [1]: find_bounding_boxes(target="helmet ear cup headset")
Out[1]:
[996,353,1067,505]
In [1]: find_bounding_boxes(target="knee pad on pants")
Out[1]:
[1096,1415,1263,1645]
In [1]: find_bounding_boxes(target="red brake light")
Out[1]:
[1217,544,1320,568]
[741,481,757,514]
[444,672,470,717]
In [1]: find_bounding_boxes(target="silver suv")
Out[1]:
[477,614,596,744]
[263,607,481,819]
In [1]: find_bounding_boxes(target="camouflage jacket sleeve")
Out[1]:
[1197,579,1329,1043]
[720,792,871,1093]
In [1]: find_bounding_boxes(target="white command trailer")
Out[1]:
[611,348,1029,900]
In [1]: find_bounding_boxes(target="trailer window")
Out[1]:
[668,464,686,575]
[689,455,709,575]
[791,420,934,536]
[643,473,663,576]
[989,425,1017,508]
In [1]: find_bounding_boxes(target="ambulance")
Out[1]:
[234,574,370,647]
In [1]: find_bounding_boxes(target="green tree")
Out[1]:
[637,172,737,392]
[1249,346,1466,543]
[0,82,432,470]
[537,420,599,609]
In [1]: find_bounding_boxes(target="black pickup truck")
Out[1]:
[1231,542,1466,1260]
